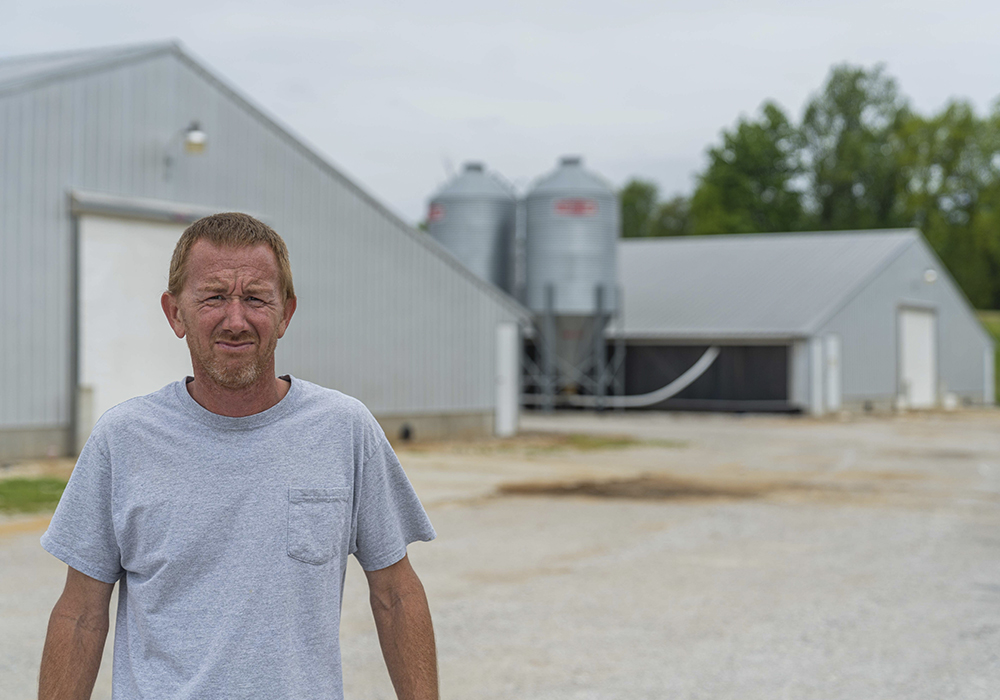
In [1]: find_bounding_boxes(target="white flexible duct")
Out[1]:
[555,345,721,408]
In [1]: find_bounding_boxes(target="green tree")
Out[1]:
[896,100,1000,307]
[620,179,660,238]
[617,63,1000,309]
[976,103,1000,308]
[652,195,693,236]
[689,101,805,235]
[800,63,910,230]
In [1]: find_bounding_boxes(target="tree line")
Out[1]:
[621,64,1000,309]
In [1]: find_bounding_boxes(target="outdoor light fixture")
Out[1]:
[163,120,208,181]
[924,268,938,283]
[183,121,207,154]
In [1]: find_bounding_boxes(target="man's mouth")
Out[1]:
[215,339,255,352]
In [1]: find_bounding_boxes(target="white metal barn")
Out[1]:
[617,230,994,414]
[0,42,527,461]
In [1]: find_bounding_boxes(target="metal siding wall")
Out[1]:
[0,98,9,419]
[819,240,992,403]
[1,51,520,434]
[1,82,76,428]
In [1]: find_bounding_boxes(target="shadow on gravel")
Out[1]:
[498,474,776,501]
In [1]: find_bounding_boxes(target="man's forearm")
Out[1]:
[370,580,438,700]
[38,601,109,700]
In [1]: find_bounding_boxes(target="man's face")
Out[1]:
[162,240,295,390]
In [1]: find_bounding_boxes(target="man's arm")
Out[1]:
[38,566,115,700]
[364,554,438,700]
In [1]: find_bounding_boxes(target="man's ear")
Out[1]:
[161,292,187,339]
[277,296,297,339]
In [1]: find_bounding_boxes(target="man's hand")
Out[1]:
[38,567,114,700]
[365,554,438,700]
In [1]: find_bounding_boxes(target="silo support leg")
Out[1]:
[594,285,606,410]
[543,284,556,413]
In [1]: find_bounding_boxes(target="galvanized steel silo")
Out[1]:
[427,162,516,293]
[525,156,620,396]
[524,156,619,315]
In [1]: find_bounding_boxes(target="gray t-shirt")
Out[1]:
[41,376,435,700]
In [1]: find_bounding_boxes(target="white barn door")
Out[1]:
[899,308,937,409]
[78,215,192,446]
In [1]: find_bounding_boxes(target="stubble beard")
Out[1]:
[187,329,279,390]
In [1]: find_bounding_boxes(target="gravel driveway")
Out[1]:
[3,410,999,699]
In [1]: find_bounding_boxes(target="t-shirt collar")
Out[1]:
[173,375,300,430]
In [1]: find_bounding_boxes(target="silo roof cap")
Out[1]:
[430,162,514,201]
[528,155,614,196]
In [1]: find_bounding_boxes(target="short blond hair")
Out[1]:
[168,213,295,300]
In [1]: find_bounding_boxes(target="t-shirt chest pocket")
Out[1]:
[287,487,351,565]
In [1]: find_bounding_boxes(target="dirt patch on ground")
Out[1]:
[495,470,944,505]
[498,473,799,501]
[399,431,687,456]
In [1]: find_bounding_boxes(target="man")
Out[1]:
[38,213,438,700]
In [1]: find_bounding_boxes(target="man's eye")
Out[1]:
[246,296,264,304]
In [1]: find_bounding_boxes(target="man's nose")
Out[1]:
[220,297,252,333]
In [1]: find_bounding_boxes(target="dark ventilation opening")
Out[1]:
[625,344,795,412]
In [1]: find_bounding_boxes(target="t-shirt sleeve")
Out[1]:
[40,431,124,584]
[350,420,436,572]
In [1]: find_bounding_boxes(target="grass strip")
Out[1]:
[0,478,67,514]
[977,311,1000,405]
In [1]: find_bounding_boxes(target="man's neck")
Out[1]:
[186,370,291,417]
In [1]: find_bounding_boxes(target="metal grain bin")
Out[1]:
[427,162,516,293]
[524,156,619,315]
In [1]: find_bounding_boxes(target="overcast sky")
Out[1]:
[5,0,1000,224]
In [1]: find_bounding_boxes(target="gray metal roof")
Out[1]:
[0,42,176,94]
[617,229,919,339]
